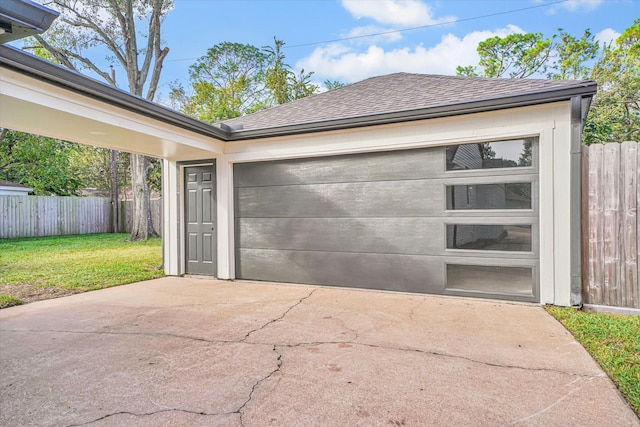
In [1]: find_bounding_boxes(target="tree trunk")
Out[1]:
[129,153,158,241]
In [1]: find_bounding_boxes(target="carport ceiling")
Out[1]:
[0,45,225,161]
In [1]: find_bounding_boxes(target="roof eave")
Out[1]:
[227,83,597,141]
[0,45,229,141]
[0,0,59,44]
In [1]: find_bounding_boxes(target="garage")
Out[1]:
[1,46,596,305]
[234,137,539,302]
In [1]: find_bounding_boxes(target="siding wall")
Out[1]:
[582,141,639,309]
[0,196,161,238]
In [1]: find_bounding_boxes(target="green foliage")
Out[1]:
[264,38,318,104]
[546,306,640,416]
[173,38,320,121]
[454,65,479,77]
[0,130,83,196]
[585,19,640,145]
[457,22,639,145]
[264,38,290,105]
[475,33,552,78]
[0,295,25,309]
[176,42,269,122]
[550,29,599,80]
[324,80,347,90]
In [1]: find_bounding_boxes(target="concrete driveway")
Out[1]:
[0,277,637,427]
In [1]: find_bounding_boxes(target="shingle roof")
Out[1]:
[220,73,596,133]
[0,179,31,189]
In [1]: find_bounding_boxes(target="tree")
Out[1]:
[264,38,318,104]
[0,129,83,196]
[550,29,599,80]
[456,33,553,78]
[175,42,269,122]
[28,0,173,240]
[172,38,320,121]
[457,22,640,145]
[585,19,640,144]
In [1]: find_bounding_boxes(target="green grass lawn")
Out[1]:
[0,233,163,307]
[546,306,640,417]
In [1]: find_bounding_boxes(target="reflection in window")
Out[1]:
[446,183,531,210]
[446,264,533,296]
[446,138,534,171]
[447,225,532,251]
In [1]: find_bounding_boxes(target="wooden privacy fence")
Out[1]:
[0,196,162,239]
[582,141,639,309]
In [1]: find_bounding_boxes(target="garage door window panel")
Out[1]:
[446,264,534,296]
[446,138,535,171]
[446,183,532,210]
[446,224,532,252]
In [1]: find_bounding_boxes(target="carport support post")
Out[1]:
[162,159,180,276]
[216,157,234,280]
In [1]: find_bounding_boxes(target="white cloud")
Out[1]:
[341,0,455,27]
[296,25,523,83]
[548,0,604,14]
[595,28,620,46]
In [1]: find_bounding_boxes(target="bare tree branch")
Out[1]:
[31,35,79,71]
[55,1,127,67]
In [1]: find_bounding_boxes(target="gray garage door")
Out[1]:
[234,138,539,302]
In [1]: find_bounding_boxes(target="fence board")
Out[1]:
[587,144,604,304]
[583,141,640,309]
[0,196,162,239]
[603,143,621,305]
[621,142,638,308]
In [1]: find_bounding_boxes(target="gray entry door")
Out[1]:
[185,165,216,275]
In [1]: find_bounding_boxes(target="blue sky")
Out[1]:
[157,0,636,94]
[28,0,640,98]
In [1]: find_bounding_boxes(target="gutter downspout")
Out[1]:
[569,95,591,306]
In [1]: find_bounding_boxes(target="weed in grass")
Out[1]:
[0,295,25,309]
[546,306,640,417]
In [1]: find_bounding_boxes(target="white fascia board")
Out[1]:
[0,68,223,161]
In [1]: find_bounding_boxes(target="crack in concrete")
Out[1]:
[237,345,283,427]
[274,340,595,378]
[242,288,317,341]
[408,298,427,321]
[509,374,607,425]
[66,408,236,426]
[3,288,606,426]
[0,328,242,345]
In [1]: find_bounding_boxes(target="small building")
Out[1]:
[0,179,32,195]
[1,10,597,305]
